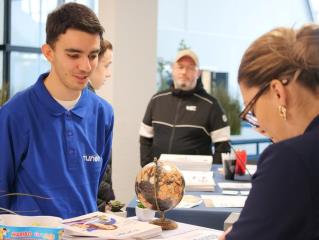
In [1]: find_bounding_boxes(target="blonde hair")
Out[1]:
[238,24,319,93]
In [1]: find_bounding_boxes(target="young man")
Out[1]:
[89,39,113,91]
[140,49,231,167]
[0,3,114,219]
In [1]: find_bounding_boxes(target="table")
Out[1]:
[127,165,251,230]
[130,216,222,240]
[63,218,222,240]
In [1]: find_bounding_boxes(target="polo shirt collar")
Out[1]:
[33,72,89,118]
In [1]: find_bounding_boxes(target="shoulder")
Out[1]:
[0,86,33,117]
[193,91,220,105]
[258,131,319,175]
[87,91,113,116]
[151,89,172,101]
[0,87,34,136]
[86,90,114,121]
[262,130,318,158]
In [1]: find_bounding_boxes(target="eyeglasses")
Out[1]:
[239,81,271,128]
[239,79,290,128]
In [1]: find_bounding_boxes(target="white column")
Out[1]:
[97,0,158,204]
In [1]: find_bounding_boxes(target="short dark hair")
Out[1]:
[99,39,113,58]
[46,2,104,47]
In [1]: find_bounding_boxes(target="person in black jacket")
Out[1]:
[139,49,231,167]
[219,24,319,240]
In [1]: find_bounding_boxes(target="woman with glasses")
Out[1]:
[219,24,319,240]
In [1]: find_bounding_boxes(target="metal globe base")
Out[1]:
[151,211,178,230]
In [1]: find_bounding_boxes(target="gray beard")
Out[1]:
[174,80,197,91]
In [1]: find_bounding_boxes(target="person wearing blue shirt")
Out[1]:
[0,3,114,219]
[219,25,319,239]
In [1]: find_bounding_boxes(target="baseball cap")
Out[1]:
[174,49,199,67]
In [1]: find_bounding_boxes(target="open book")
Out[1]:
[62,212,162,239]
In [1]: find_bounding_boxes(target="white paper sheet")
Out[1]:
[201,195,247,208]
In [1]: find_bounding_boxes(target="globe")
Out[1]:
[135,158,185,230]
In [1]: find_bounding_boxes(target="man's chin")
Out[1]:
[176,85,193,91]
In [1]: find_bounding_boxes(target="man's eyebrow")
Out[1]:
[65,48,83,53]
[90,49,100,54]
[65,48,100,54]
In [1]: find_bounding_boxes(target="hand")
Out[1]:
[218,226,232,240]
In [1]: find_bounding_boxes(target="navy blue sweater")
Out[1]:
[227,116,319,239]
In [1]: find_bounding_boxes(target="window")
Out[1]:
[308,0,319,22]
[11,0,58,47]
[0,0,98,103]
[0,52,3,91]
[0,1,3,44]
[10,52,49,96]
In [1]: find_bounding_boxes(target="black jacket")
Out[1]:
[139,81,230,166]
[87,83,115,210]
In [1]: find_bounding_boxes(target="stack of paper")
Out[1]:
[201,195,247,208]
[159,154,212,171]
[153,229,221,240]
[62,212,162,239]
[176,195,203,208]
[218,182,252,190]
[181,170,216,191]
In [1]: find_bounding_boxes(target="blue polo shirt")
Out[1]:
[0,73,114,219]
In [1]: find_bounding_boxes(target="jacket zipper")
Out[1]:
[168,98,182,153]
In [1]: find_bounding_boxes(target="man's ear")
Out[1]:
[270,79,287,106]
[41,44,54,63]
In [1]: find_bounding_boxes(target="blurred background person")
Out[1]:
[219,24,319,239]
[139,49,231,167]
[89,39,113,92]
[87,39,115,211]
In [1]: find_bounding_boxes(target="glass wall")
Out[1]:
[11,0,58,47]
[309,0,319,21]
[10,52,50,95]
[0,1,3,44]
[0,52,3,93]
[1,0,98,100]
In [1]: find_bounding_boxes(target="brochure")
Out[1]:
[62,211,162,239]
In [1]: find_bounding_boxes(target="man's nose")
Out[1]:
[180,67,187,74]
[78,57,92,72]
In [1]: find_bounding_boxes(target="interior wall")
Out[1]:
[98,0,158,204]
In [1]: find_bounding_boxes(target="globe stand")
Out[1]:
[135,158,185,231]
[151,211,177,230]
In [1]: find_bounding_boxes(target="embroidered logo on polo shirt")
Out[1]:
[186,105,197,111]
[83,155,101,162]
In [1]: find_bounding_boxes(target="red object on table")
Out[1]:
[235,150,247,175]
